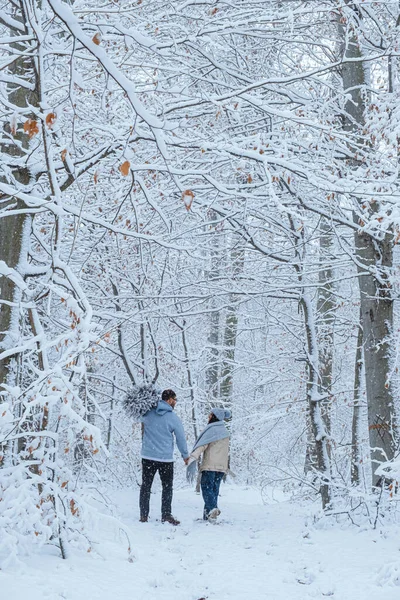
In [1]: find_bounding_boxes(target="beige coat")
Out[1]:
[189,436,229,473]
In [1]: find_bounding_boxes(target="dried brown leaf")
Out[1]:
[45,112,56,129]
[23,119,39,138]
[119,160,130,176]
[92,32,102,45]
[182,189,194,211]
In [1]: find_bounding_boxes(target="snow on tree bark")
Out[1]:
[339,3,397,486]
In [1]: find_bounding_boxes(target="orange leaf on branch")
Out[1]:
[182,189,194,211]
[70,499,79,516]
[45,112,56,129]
[92,32,102,45]
[23,119,39,138]
[119,160,130,176]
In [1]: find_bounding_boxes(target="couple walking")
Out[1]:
[139,389,231,524]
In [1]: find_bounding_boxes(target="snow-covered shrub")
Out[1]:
[123,384,160,421]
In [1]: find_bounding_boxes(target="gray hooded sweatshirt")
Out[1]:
[141,400,189,462]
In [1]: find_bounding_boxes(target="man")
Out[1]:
[139,389,189,525]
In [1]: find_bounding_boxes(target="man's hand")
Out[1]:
[184,457,189,465]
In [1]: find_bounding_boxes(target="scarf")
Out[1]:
[186,421,230,483]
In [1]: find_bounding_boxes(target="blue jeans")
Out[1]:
[200,470,224,518]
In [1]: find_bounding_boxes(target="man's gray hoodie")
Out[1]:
[141,400,189,462]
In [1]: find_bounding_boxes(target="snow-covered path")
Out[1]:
[3,484,400,600]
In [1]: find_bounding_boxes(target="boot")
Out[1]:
[207,508,221,522]
[161,514,180,525]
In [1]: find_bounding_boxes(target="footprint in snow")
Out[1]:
[296,568,316,586]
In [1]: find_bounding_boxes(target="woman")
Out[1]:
[186,408,231,521]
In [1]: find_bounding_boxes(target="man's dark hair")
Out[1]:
[162,389,176,402]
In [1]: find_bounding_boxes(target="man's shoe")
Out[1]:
[139,516,148,522]
[207,508,221,522]
[161,514,180,525]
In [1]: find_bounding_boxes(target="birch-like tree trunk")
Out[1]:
[171,315,198,440]
[351,312,364,486]
[317,218,335,452]
[220,240,244,408]
[301,292,331,509]
[305,218,335,476]
[288,216,331,508]
[205,213,222,404]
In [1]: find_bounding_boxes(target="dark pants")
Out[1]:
[200,470,224,518]
[139,459,174,519]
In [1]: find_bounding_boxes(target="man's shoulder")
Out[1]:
[167,411,182,426]
[142,407,157,421]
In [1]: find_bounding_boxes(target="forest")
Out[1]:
[1,1,400,598]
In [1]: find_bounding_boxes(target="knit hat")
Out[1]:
[211,408,232,421]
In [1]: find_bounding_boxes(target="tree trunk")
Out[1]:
[305,218,335,477]
[301,294,331,509]
[354,229,395,485]
[339,6,397,486]
[220,241,243,408]
[351,310,363,486]
[317,217,335,453]
[205,212,222,404]
[0,2,37,390]
[111,281,136,384]
[172,315,198,441]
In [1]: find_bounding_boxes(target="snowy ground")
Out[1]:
[3,482,400,600]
